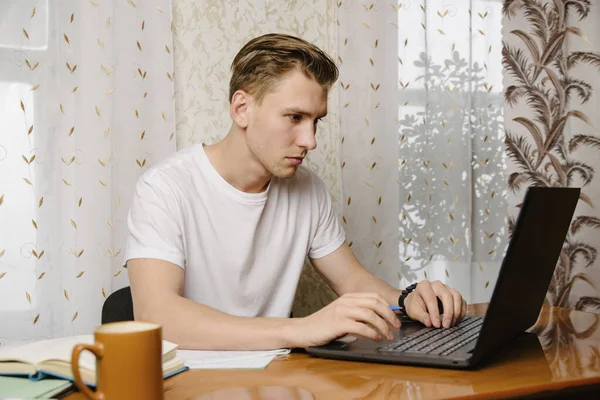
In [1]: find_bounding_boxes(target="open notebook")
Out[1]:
[0,335,188,387]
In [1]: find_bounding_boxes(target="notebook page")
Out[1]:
[0,335,178,370]
[0,335,95,367]
[177,349,290,370]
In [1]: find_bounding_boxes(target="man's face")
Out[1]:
[245,69,328,179]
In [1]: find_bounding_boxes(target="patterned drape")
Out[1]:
[503,0,600,312]
[338,1,507,303]
[0,0,176,343]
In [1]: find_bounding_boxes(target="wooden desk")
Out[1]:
[66,304,600,399]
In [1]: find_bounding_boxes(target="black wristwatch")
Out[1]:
[398,283,418,316]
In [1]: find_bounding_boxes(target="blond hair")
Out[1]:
[229,33,338,103]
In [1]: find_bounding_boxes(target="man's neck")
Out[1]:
[203,127,272,194]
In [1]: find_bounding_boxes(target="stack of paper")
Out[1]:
[177,349,290,370]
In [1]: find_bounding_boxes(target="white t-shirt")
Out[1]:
[124,144,345,318]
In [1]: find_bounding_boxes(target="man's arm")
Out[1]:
[128,257,401,349]
[310,243,402,306]
[310,242,467,328]
[128,258,299,350]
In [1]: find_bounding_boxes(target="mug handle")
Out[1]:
[71,343,104,400]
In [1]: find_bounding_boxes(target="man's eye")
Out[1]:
[289,115,302,122]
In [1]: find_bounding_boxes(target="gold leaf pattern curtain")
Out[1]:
[0,0,176,344]
[338,1,507,303]
[503,0,600,312]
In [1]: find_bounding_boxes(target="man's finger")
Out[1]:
[407,303,432,327]
[461,298,467,320]
[430,281,455,328]
[436,290,454,328]
[347,307,394,341]
[351,295,400,328]
[417,281,442,328]
[451,289,463,326]
[346,321,382,342]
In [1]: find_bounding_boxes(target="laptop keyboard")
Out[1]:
[378,316,483,356]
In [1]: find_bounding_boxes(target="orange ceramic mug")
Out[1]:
[71,321,164,400]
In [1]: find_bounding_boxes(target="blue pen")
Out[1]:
[390,299,444,313]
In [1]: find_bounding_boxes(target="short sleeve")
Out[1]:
[124,173,185,268]
[308,176,346,259]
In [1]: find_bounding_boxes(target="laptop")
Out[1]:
[306,186,580,369]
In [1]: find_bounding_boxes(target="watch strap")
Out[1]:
[397,283,418,316]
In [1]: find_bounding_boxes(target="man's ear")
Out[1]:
[230,90,250,129]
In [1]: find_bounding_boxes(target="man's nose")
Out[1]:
[298,126,317,150]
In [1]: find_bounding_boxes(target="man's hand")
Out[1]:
[403,280,467,329]
[292,293,401,348]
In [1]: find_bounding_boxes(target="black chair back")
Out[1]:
[101,286,134,324]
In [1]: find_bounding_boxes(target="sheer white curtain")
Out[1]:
[0,0,176,344]
[338,1,507,303]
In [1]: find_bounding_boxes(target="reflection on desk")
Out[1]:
[532,306,600,380]
[64,304,600,400]
[192,386,315,400]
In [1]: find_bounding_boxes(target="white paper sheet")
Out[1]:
[177,349,290,370]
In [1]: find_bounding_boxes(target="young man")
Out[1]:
[125,33,466,350]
